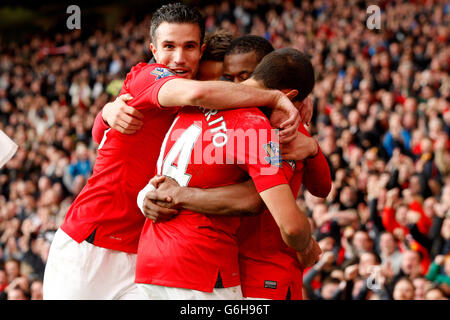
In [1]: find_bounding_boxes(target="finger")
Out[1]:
[120,110,144,124]
[150,175,166,188]
[143,210,176,223]
[280,108,301,128]
[142,211,157,221]
[280,151,292,158]
[279,126,298,144]
[154,212,178,222]
[279,116,299,135]
[120,128,139,135]
[279,133,296,144]
[280,110,300,129]
[119,104,144,121]
[117,118,142,131]
[145,191,172,203]
[117,116,143,130]
[125,106,144,120]
[118,93,134,102]
[155,200,176,208]
[113,120,139,135]
[112,123,130,134]
[143,201,178,216]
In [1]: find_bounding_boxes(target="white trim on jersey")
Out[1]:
[98,128,111,150]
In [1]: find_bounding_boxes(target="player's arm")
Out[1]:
[102,79,299,142]
[302,148,332,198]
[92,111,110,144]
[259,183,321,267]
[281,130,332,198]
[100,94,144,135]
[281,130,319,161]
[158,79,296,129]
[141,176,264,219]
[140,176,312,252]
[259,184,312,251]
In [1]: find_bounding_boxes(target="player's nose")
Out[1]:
[173,48,187,65]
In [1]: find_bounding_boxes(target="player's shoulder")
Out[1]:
[227,107,271,129]
[128,62,175,80]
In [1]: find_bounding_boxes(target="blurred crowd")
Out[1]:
[0,0,449,300]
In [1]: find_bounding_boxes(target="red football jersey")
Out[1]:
[238,124,330,300]
[135,106,292,292]
[61,63,179,253]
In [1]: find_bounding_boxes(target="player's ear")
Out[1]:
[283,89,299,101]
[150,43,157,56]
[199,43,206,58]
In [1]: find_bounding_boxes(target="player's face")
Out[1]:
[151,22,205,80]
[222,51,260,83]
[197,60,223,81]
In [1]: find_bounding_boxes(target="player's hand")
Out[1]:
[281,131,318,161]
[153,176,183,208]
[142,190,179,223]
[269,92,300,144]
[149,175,167,189]
[142,176,184,222]
[296,237,322,269]
[297,96,313,126]
[142,176,180,222]
[102,94,144,134]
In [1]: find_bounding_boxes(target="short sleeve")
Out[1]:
[228,111,290,193]
[122,63,179,111]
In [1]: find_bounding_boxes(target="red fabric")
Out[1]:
[239,124,331,300]
[135,106,290,292]
[92,111,110,145]
[298,124,332,198]
[61,63,179,253]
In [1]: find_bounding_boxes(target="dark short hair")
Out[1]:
[225,35,274,63]
[251,48,315,102]
[201,30,234,62]
[150,3,205,45]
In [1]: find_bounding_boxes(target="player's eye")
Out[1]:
[221,75,233,82]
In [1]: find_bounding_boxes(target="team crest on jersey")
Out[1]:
[263,141,282,167]
[151,67,175,80]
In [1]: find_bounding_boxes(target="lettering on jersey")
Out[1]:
[263,141,282,167]
[203,109,228,147]
[264,280,277,289]
[150,67,175,80]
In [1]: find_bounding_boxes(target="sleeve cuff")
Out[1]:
[137,183,156,216]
